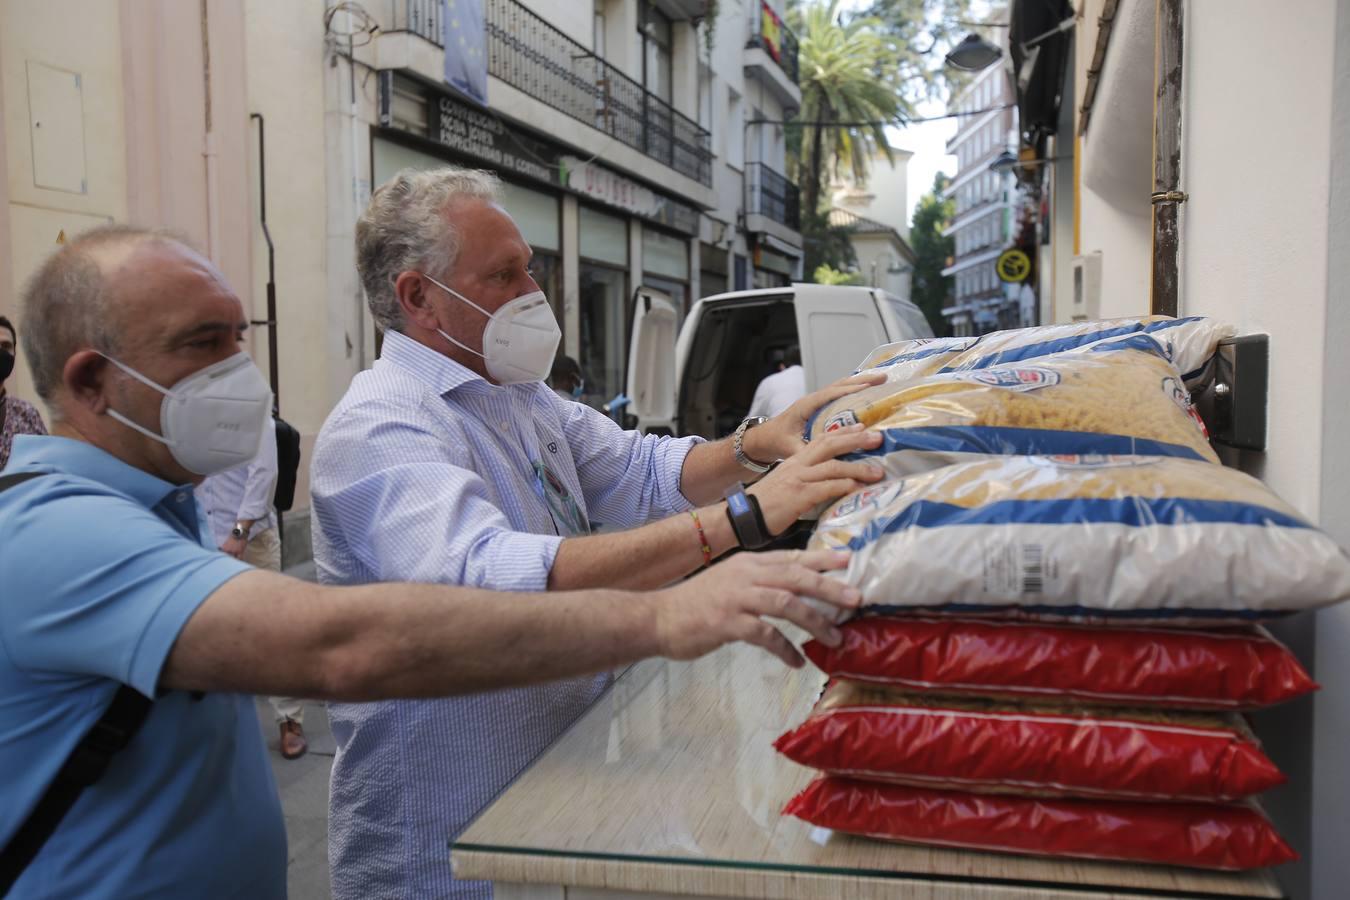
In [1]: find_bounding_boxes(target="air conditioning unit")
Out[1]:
[1070,252,1103,320]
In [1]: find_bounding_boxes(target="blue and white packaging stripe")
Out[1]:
[810,455,1350,622]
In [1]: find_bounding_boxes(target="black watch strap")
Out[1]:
[724,483,773,550]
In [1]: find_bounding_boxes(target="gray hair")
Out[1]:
[19,224,175,406]
[356,166,501,333]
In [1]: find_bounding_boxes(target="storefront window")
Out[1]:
[642,227,690,318]
[579,206,629,408]
[579,264,629,409]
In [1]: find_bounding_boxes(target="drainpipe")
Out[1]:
[1150,0,1186,317]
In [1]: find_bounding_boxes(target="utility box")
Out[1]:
[1070,252,1103,320]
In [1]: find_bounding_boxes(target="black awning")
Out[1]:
[1010,0,1074,157]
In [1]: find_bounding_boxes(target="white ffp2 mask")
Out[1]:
[102,351,274,476]
[423,273,561,385]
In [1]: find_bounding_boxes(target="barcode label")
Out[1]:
[1022,545,1044,594]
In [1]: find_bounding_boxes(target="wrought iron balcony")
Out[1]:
[389,0,444,45]
[746,1,799,84]
[746,162,801,231]
[482,0,712,186]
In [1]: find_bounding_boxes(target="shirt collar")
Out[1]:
[379,329,488,396]
[6,434,188,509]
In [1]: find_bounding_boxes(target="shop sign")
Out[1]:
[432,94,562,187]
[759,1,784,62]
[561,157,699,236]
[996,248,1032,283]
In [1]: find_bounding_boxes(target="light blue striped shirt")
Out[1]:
[311,330,701,899]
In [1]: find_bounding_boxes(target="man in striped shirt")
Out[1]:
[312,167,886,899]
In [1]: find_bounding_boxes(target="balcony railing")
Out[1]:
[746,162,801,231]
[746,1,800,84]
[482,0,712,186]
[390,0,443,45]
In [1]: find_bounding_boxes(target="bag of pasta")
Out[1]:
[936,315,1235,386]
[810,454,1350,621]
[849,315,1233,383]
[811,334,1219,467]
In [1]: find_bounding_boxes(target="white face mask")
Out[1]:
[101,351,274,477]
[423,273,562,385]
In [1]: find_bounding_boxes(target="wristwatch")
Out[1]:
[724,482,774,549]
[732,416,773,475]
[230,522,249,540]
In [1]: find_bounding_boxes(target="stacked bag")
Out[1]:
[776,316,1350,871]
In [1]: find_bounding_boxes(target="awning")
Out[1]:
[1010,0,1074,157]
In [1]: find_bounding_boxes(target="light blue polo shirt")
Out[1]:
[0,436,286,899]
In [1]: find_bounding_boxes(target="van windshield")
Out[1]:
[679,297,798,440]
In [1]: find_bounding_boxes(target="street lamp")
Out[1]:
[989,151,1021,174]
[945,33,1003,71]
[989,151,1073,173]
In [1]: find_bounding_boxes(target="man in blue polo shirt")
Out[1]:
[0,225,863,898]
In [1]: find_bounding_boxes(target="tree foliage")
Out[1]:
[801,209,858,280]
[813,263,866,285]
[909,172,955,336]
[790,0,905,221]
[789,0,973,285]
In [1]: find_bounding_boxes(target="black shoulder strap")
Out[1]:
[0,472,41,492]
[0,473,155,896]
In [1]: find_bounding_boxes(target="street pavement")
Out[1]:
[260,558,334,900]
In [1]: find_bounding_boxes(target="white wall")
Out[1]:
[1179,4,1341,898]
[1078,180,1151,318]
[1072,0,1153,322]
[1313,2,1350,898]
[1181,0,1334,517]
[243,0,335,507]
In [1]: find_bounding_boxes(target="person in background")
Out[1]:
[0,315,47,470]
[194,417,308,760]
[0,224,860,899]
[549,353,584,402]
[748,344,807,420]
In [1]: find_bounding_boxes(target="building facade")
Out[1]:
[0,0,803,559]
[940,58,1028,335]
[827,148,917,301]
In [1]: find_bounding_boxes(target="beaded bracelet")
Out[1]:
[689,509,712,567]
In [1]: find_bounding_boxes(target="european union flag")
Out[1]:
[443,0,487,105]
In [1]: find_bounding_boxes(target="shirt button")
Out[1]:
[175,493,188,503]
[500,422,509,430]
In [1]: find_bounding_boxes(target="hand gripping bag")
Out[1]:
[783,776,1297,870]
[774,680,1284,802]
[810,455,1350,621]
[801,617,1317,710]
[809,335,1220,466]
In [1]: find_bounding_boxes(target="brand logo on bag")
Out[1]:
[1031,454,1159,469]
[823,410,860,433]
[824,481,904,524]
[960,367,1061,391]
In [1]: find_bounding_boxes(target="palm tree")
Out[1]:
[791,0,907,219]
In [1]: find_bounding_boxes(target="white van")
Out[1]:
[624,283,935,438]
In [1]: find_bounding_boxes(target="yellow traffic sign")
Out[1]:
[996,249,1031,283]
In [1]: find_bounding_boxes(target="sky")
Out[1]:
[891,101,958,224]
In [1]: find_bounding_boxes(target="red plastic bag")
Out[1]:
[784,776,1297,870]
[802,617,1316,710]
[774,681,1283,802]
